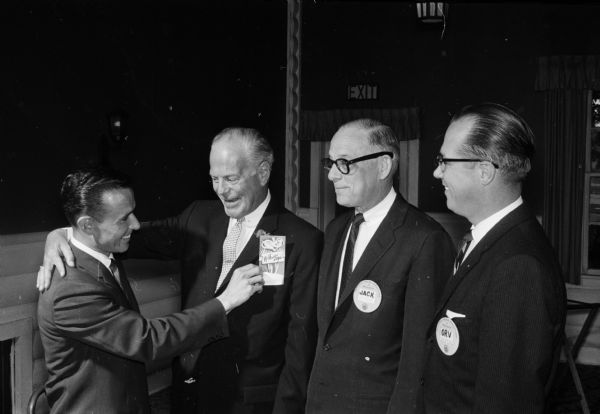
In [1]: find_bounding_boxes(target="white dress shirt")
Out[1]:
[225,190,271,257]
[464,196,523,261]
[335,188,396,307]
[70,228,115,275]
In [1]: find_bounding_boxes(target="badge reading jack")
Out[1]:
[353,280,382,313]
[435,309,465,356]
[259,235,285,285]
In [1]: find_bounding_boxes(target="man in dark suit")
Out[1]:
[37,168,262,413]
[39,128,322,414]
[421,103,566,413]
[305,119,455,414]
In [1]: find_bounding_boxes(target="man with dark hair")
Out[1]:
[37,168,263,414]
[38,127,322,414]
[306,119,455,414]
[422,103,566,413]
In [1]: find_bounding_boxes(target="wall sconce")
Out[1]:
[416,2,448,24]
[107,110,129,145]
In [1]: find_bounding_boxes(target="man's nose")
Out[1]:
[214,180,230,195]
[433,165,443,179]
[129,214,141,230]
[327,166,341,182]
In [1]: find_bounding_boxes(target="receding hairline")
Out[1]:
[210,127,274,171]
[448,115,477,153]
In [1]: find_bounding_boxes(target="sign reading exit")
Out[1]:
[347,84,378,100]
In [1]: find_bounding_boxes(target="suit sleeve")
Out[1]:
[126,202,198,260]
[387,228,454,414]
[272,228,323,414]
[473,255,563,413]
[51,278,228,361]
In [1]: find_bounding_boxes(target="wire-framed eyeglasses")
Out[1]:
[322,151,393,175]
[435,154,499,171]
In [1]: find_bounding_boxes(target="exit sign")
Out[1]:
[347,84,378,100]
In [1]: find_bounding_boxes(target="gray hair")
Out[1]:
[337,118,400,175]
[212,127,274,170]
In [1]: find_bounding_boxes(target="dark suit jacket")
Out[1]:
[37,244,228,414]
[421,204,566,414]
[305,195,455,414]
[129,199,322,414]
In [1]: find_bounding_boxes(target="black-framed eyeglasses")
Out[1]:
[322,151,393,175]
[435,154,499,171]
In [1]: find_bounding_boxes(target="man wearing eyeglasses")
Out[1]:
[421,103,566,413]
[306,118,455,414]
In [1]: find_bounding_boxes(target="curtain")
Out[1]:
[300,107,420,141]
[298,107,421,209]
[541,90,586,284]
[535,55,600,284]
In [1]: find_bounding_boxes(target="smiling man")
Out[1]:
[306,119,454,414]
[37,168,263,413]
[132,128,322,414]
[421,103,566,413]
[38,128,322,414]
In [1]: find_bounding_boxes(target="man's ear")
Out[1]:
[76,216,96,236]
[479,161,497,186]
[378,155,393,180]
[257,161,271,186]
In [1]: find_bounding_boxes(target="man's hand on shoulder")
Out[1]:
[36,228,75,292]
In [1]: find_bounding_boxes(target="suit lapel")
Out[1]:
[330,197,409,318]
[431,204,533,322]
[71,244,135,310]
[113,259,141,312]
[336,216,398,307]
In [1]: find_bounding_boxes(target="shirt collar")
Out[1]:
[471,196,523,243]
[234,190,271,227]
[358,187,396,222]
[70,229,114,271]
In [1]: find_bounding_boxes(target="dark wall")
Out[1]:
[301,2,600,212]
[0,1,286,234]
[2,2,600,233]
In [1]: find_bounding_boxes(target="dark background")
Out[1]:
[2,1,600,234]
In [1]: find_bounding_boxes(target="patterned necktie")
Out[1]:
[216,218,244,291]
[339,213,365,296]
[454,231,473,273]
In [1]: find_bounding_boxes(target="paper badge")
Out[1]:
[353,280,382,313]
[259,235,285,285]
[435,309,465,356]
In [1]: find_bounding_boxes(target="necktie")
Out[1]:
[454,231,473,273]
[109,259,123,288]
[109,258,139,311]
[339,213,365,296]
[216,218,244,291]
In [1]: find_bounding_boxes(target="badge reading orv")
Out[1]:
[436,316,460,356]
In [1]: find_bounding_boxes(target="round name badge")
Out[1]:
[353,280,382,313]
[435,317,460,356]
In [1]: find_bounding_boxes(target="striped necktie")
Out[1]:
[453,231,473,274]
